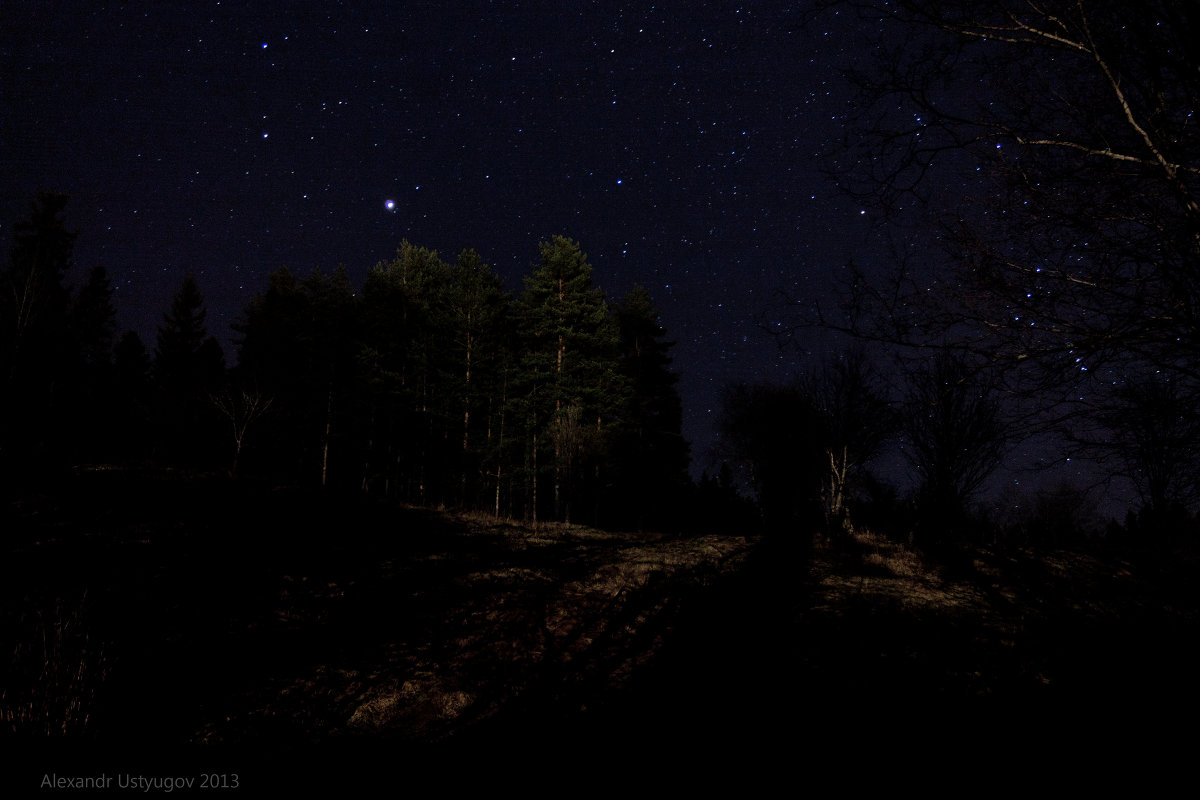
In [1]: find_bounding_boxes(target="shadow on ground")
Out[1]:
[4,469,1200,784]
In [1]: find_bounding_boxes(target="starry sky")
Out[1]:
[1,2,885,475]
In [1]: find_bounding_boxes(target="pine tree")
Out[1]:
[305,266,359,489]
[444,248,512,507]
[517,236,623,523]
[360,242,453,500]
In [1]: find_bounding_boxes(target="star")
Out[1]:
[385,200,396,212]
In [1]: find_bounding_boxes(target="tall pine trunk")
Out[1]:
[531,429,538,527]
[321,387,332,488]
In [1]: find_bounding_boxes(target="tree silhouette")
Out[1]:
[611,284,690,529]
[1,193,74,378]
[224,235,689,525]
[154,272,225,466]
[236,266,358,487]
[360,243,453,500]
[719,382,825,546]
[112,330,153,462]
[70,266,115,372]
[155,272,223,394]
[902,350,1006,546]
[443,248,511,506]
[801,348,895,535]
[0,193,76,469]
[810,0,1200,518]
[67,266,117,460]
[210,385,273,478]
[1101,375,1200,521]
[518,236,624,523]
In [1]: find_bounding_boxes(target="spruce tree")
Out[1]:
[154,272,225,466]
[235,266,358,486]
[611,284,690,528]
[70,266,116,370]
[155,272,223,394]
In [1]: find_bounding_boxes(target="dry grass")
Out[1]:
[1,591,112,737]
[183,518,755,746]
[7,474,1199,752]
[812,527,978,612]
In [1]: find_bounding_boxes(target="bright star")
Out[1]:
[385,200,396,212]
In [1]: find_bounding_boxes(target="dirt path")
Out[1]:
[5,473,1200,770]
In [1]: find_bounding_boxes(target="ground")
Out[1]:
[3,468,1199,786]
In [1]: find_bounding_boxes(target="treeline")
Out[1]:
[233,236,692,528]
[0,194,701,530]
[719,345,1197,554]
[715,350,1011,554]
[7,195,1187,548]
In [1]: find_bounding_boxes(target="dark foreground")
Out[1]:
[4,469,1200,788]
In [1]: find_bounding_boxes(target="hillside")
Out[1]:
[4,469,1200,782]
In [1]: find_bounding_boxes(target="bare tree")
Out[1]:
[211,386,273,477]
[718,382,826,543]
[800,348,896,534]
[808,1,1200,514]
[1099,375,1200,516]
[903,350,1007,544]
[821,1,1200,364]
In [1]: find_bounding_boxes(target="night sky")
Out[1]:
[2,2,886,477]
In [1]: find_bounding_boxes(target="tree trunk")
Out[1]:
[826,446,852,535]
[321,388,332,488]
